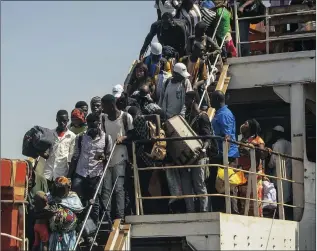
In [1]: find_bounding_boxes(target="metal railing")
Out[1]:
[233,1,316,56]
[132,135,303,219]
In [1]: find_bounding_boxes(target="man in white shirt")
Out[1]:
[43,110,76,190]
[268,125,293,219]
[160,62,193,118]
[100,94,134,221]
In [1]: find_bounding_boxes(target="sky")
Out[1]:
[1,1,156,159]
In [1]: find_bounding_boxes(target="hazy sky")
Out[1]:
[1,1,156,158]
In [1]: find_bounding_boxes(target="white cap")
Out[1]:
[173,63,190,78]
[150,42,163,55]
[112,84,124,98]
[273,125,284,133]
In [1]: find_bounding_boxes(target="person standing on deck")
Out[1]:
[209,90,239,213]
[268,125,293,220]
[43,110,76,191]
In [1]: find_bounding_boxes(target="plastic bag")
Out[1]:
[215,167,247,194]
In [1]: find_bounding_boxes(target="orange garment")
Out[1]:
[238,136,264,217]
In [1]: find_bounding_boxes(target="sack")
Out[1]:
[215,167,247,193]
[22,126,55,158]
[147,121,167,160]
[241,0,265,24]
[49,206,78,233]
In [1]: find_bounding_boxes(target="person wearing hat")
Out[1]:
[139,12,188,60]
[112,84,139,111]
[268,125,293,220]
[160,62,193,119]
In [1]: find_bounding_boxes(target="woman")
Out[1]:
[238,119,267,217]
[69,108,87,135]
[127,62,150,96]
[49,177,85,251]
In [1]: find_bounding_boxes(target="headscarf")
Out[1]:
[71,108,86,124]
[90,96,101,106]
[54,176,71,188]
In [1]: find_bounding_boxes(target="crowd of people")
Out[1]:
[25,0,296,250]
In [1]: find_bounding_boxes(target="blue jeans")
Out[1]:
[239,20,251,57]
[100,162,126,220]
[72,173,101,224]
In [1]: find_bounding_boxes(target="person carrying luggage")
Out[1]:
[139,12,188,59]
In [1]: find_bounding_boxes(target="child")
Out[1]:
[32,191,53,251]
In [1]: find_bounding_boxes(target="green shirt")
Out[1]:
[70,125,87,135]
[215,7,231,45]
[28,173,48,209]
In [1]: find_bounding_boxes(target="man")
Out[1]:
[100,94,134,221]
[209,90,239,213]
[178,0,202,36]
[160,62,193,118]
[268,125,292,220]
[90,96,102,118]
[112,84,140,111]
[181,91,213,213]
[139,12,188,59]
[70,113,112,227]
[186,21,221,56]
[69,108,87,135]
[180,42,210,110]
[75,101,89,118]
[131,84,154,114]
[43,110,76,190]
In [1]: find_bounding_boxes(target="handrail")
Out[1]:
[233,1,316,56]
[73,142,117,251]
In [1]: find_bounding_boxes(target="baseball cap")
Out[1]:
[173,63,190,78]
[151,42,163,55]
[112,84,124,98]
[273,125,284,133]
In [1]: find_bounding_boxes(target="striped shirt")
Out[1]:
[179,4,202,36]
[74,131,111,178]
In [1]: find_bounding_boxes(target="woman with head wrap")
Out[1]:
[69,108,87,135]
[48,176,85,251]
[238,119,266,217]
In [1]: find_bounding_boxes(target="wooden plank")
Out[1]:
[104,219,121,251]
[113,231,124,250]
[269,4,315,15]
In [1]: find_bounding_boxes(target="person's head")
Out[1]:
[75,101,89,118]
[134,62,148,80]
[101,94,118,115]
[127,106,141,120]
[150,42,163,63]
[185,91,200,109]
[192,42,205,58]
[272,125,285,141]
[172,62,190,82]
[71,108,86,128]
[90,96,102,116]
[56,110,69,131]
[210,90,225,110]
[241,119,261,138]
[86,113,101,137]
[201,0,215,9]
[139,84,150,97]
[195,21,208,38]
[182,0,195,10]
[52,176,71,198]
[34,191,48,210]
[162,12,174,30]
[112,84,124,100]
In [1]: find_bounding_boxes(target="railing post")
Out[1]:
[234,0,241,57]
[265,7,270,54]
[132,142,140,215]
[276,155,285,220]
[222,141,231,214]
[250,148,259,217]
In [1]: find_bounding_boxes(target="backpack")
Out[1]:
[147,119,167,161]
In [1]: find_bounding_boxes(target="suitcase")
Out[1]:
[164,115,203,165]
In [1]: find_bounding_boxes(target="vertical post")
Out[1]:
[132,142,140,215]
[222,141,231,214]
[250,148,259,217]
[22,203,26,251]
[265,7,270,54]
[234,0,241,57]
[276,155,285,220]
